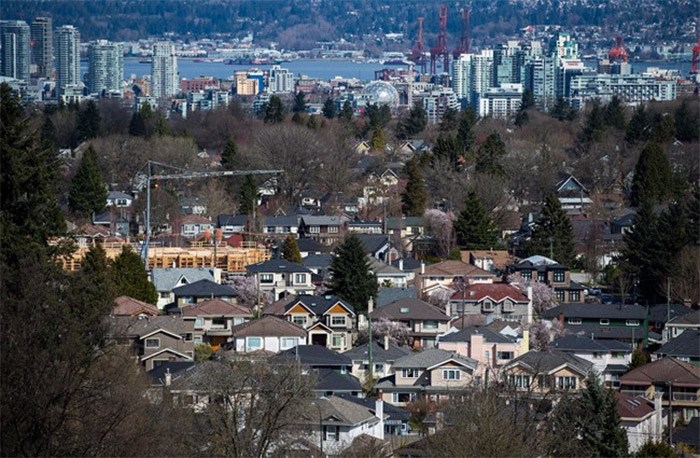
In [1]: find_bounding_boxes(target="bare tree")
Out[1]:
[669,245,700,305]
[197,178,238,219]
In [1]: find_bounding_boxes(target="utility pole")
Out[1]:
[368,297,374,383]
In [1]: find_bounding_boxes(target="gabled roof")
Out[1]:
[505,349,593,376]
[262,295,297,316]
[667,310,700,327]
[343,340,411,363]
[217,214,248,226]
[416,260,495,278]
[309,395,378,427]
[181,298,252,317]
[263,215,299,227]
[110,315,193,338]
[392,348,477,371]
[297,238,328,253]
[616,392,654,420]
[449,282,528,302]
[370,298,449,322]
[368,257,405,276]
[275,345,351,367]
[230,315,306,338]
[620,357,700,387]
[303,254,333,269]
[314,368,362,393]
[147,361,197,386]
[648,304,696,325]
[655,331,700,359]
[465,250,513,271]
[300,215,347,226]
[377,286,418,307]
[549,335,631,353]
[335,393,411,422]
[172,279,237,298]
[285,294,355,316]
[140,347,193,361]
[542,303,648,321]
[108,190,132,200]
[179,214,213,225]
[386,216,424,230]
[355,234,390,255]
[246,258,313,274]
[112,296,159,316]
[555,174,589,194]
[440,327,516,344]
[151,268,216,292]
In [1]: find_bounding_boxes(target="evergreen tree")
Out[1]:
[239,175,259,216]
[76,100,100,141]
[626,104,651,143]
[128,111,147,137]
[579,99,606,143]
[110,246,157,304]
[221,137,239,171]
[306,114,318,130]
[291,111,305,124]
[527,193,576,266]
[292,91,307,114]
[79,244,115,304]
[550,97,576,121]
[371,127,386,151]
[630,347,649,369]
[439,107,458,132]
[454,191,500,249]
[475,132,507,177]
[456,109,477,152]
[520,89,535,110]
[340,100,353,122]
[322,97,337,119]
[329,235,378,314]
[651,112,676,143]
[674,99,700,142]
[397,100,427,139]
[281,235,302,264]
[432,133,461,167]
[264,95,285,124]
[153,113,170,136]
[604,95,627,130]
[400,159,427,216]
[631,143,672,206]
[68,146,108,217]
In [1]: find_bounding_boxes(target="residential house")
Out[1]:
[321,192,360,215]
[112,295,160,317]
[616,392,665,453]
[448,282,529,323]
[106,191,133,209]
[555,174,593,212]
[264,294,356,352]
[354,140,371,155]
[501,349,593,396]
[302,396,385,455]
[344,338,412,383]
[217,214,248,235]
[303,254,333,281]
[298,215,349,246]
[356,234,393,261]
[649,303,696,342]
[620,358,700,424]
[508,255,586,303]
[398,139,430,156]
[335,393,413,436]
[179,196,207,215]
[229,315,307,353]
[172,279,238,308]
[376,286,418,308]
[111,316,195,371]
[655,330,700,366]
[370,298,450,349]
[151,267,218,309]
[179,214,214,238]
[93,211,130,236]
[361,169,400,207]
[348,220,383,235]
[665,310,700,341]
[542,303,651,344]
[610,211,636,235]
[438,327,520,378]
[297,238,328,258]
[549,335,632,387]
[274,345,362,396]
[415,260,496,298]
[386,216,425,240]
[247,259,316,301]
[376,348,478,406]
[672,416,700,451]
[181,298,253,348]
[261,215,299,237]
[368,257,411,288]
[463,250,513,274]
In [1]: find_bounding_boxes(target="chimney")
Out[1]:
[399,259,404,272]
[367,297,374,315]
[420,262,425,275]
[164,367,172,387]
[521,286,533,355]
[384,334,390,350]
[654,392,663,443]
[375,399,385,440]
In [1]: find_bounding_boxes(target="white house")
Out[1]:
[230,315,307,353]
[549,335,632,387]
[246,259,316,301]
[150,267,219,309]
[616,392,665,453]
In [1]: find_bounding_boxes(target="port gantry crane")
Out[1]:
[134,160,283,263]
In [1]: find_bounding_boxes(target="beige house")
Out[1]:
[501,349,593,396]
[415,260,496,297]
[181,298,253,349]
[369,298,449,349]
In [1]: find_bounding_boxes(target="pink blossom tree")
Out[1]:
[528,317,566,350]
[229,276,271,307]
[507,272,557,315]
[424,209,456,259]
[356,317,411,347]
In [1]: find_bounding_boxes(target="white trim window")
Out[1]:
[260,273,274,284]
[331,334,344,348]
[145,338,160,348]
[568,318,582,325]
[443,369,461,380]
[292,315,306,327]
[294,273,307,284]
[246,337,263,350]
[402,368,419,378]
[330,315,346,327]
[280,337,298,350]
[323,425,339,441]
[556,376,577,390]
[626,320,640,327]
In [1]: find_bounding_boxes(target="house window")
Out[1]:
[260,274,274,284]
[537,375,551,388]
[159,292,170,299]
[484,350,490,362]
[555,290,565,302]
[423,320,438,330]
[331,334,344,348]
[509,375,530,388]
[556,376,577,390]
[116,198,128,206]
[328,226,339,233]
[266,226,275,233]
[323,426,339,441]
[502,300,514,312]
[294,274,306,284]
[497,351,514,360]
[600,319,610,326]
[568,318,582,325]
[280,337,297,350]
[537,271,546,282]
[626,320,640,327]
[145,338,160,348]
[292,315,306,327]
[520,271,532,281]
[194,336,202,345]
[212,317,226,327]
[443,369,461,380]
[194,317,205,329]
[246,337,262,350]
[374,363,384,373]
[392,392,416,403]
[184,333,193,342]
[330,316,346,327]
[309,226,320,234]
[553,270,565,283]
[402,369,419,378]
[482,300,494,312]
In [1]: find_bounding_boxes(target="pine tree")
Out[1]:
[631,142,672,206]
[239,175,259,216]
[454,191,500,249]
[76,100,101,141]
[625,104,651,143]
[432,134,461,167]
[604,95,627,130]
[456,109,477,152]
[78,244,115,305]
[397,100,427,139]
[128,111,147,137]
[401,159,427,216]
[329,235,378,314]
[579,99,606,144]
[439,107,458,132]
[264,95,285,124]
[68,146,108,217]
[281,235,302,264]
[527,193,576,266]
[110,246,157,304]
[475,132,507,177]
[551,97,576,121]
[221,137,238,171]
[340,100,353,122]
[371,127,385,151]
[322,97,337,119]
[292,91,307,114]
[674,99,700,142]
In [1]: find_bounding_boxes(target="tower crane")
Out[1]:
[134,160,283,263]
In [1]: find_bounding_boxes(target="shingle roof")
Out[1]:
[390,257,423,271]
[440,327,516,344]
[655,331,700,359]
[147,361,197,386]
[449,283,528,302]
[287,295,355,316]
[246,258,313,274]
[673,417,700,449]
[667,310,700,326]
[179,214,213,225]
[172,279,237,297]
[217,214,248,226]
[549,335,631,353]
[303,254,333,269]
[263,296,297,316]
[370,298,449,322]
[230,315,306,338]
[297,238,327,253]
[335,393,411,421]
[110,315,193,338]
[310,395,377,427]
[376,287,418,307]
[386,217,424,230]
[263,215,299,227]
[565,325,661,341]
[355,234,390,255]
[314,368,362,392]
[108,190,132,200]
[151,268,216,292]
[343,340,412,363]
[368,257,404,275]
[505,349,593,375]
[301,215,347,226]
[112,296,159,316]
[620,357,700,386]
[275,345,351,367]
[416,260,495,278]
[542,303,648,320]
[392,348,477,370]
[181,298,252,317]
[648,304,696,324]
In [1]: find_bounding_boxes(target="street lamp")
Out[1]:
[310,398,326,456]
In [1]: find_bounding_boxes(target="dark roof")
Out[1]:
[218,214,248,226]
[230,315,307,338]
[390,257,423,271]
[302,254,333,269]
[376,287,418,308]
[667,310,700,326]
[263,215,299,227]
[246,258,313,274]
[440,327,516,344]
[314,367,362,392]
[274,345,351,367]
[621,357,700,386]
[564,325,659,341]
[335,393,411,422]
[542,303,648,320]
[342,340,411,363]
[386,216,424,230]
[355,234,390,255]
[147,361,197,386]
[370,298,449,321]
[172,279,238,298]
[655,330,700,359]
[673,417,700,449]
[297,238,328,253]
[549,335,631,353]
[506,349,593,375]
[287,295,355,315]
[648,304,696,324]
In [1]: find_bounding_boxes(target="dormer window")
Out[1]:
[553,270,565,283]
[482,300,494,312]
[502,300,514,312]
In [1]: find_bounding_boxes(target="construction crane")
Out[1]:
[410,16,427,74]
[453,7,471,58]
[692,38,700,74]
[134,160,283,264]
[430,6,449,75]
[608,36,629,63]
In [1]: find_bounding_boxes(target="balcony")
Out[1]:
[206,327,232,337]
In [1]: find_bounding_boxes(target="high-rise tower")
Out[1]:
[0,20,31,82]
[151,42,178,99]
[88,40,123,94]
[30,17,53,78]
[56,25,81,94]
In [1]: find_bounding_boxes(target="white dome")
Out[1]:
[363,81,400,108]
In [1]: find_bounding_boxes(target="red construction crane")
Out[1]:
[453,7,471,58]
[430,6,449,75]
[691,38,700,74]
[410,16,427,74]
[608,36,629,63]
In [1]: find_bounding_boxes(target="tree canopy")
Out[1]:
[329,235,378,314]
[526,192,576,267]
[281,235,302,264]
[110,246,158,304]
[630,142,672,207]
[401,159,427,216]
[454,191,500,250]
[68,145,108,217]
